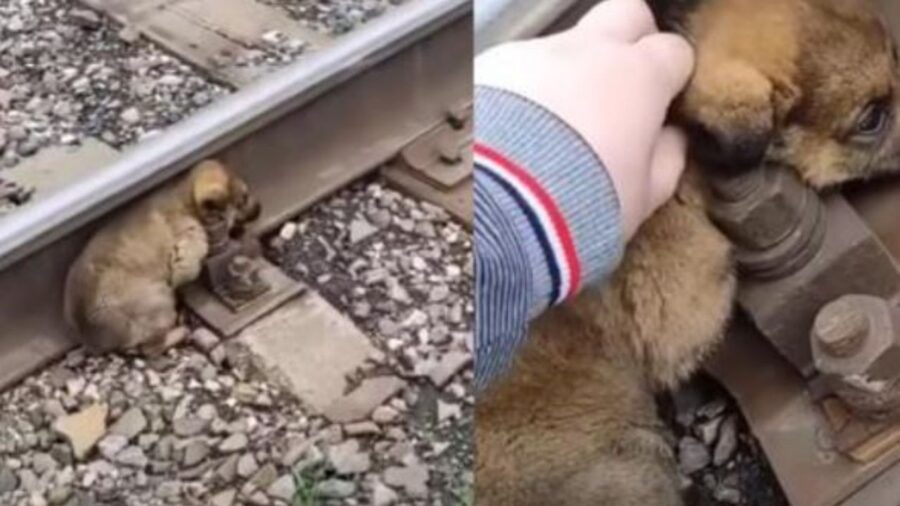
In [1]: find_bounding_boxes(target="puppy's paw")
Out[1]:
[140,326,189,357]
[681,58,798,171]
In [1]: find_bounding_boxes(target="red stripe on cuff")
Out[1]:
[475,142,582,298]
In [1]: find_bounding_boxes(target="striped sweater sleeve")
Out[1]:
[475,86,625,389]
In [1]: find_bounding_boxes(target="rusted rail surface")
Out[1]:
[0,0,471,392]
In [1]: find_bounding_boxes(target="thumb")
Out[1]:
[648,126,689,210]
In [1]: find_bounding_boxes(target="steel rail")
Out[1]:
[0,0,471,390]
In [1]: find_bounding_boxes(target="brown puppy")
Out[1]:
[64,160,260,356]
[476,0,900,504]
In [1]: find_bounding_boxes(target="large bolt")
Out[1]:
[711,169,764,202]
[228,255,253,277]
[437,132,462,164]
[814,298,871,358]
[707,164,825,279]
[203,216,230,256]
[812,294,900,420]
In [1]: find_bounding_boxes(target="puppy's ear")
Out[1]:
[679,59,799,172]
[191,160,231,215]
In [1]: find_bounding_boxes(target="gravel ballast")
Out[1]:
[0,179,472,506]
[0,0,228,165]
[271,179,474,505]
[667,376,789,506]
[260,0,408,35]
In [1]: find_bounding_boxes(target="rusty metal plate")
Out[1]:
[181,257,306,337]
[382,164,473,225]
[738,194,900,377]
[846,175,900,263]
[708,316,900,506]
[396,106,473,189]
[382,104,473,225]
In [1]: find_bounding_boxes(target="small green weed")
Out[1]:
[292,467,322,506]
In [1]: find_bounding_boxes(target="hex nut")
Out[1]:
[812,294,900,418]
[709,167,809,250]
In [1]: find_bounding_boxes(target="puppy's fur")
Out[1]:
[476,0,900,504]
[64,160,260,355]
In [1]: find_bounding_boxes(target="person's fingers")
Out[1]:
[635,32,695,99]
[648,126,689,209]
[576,0,658,43]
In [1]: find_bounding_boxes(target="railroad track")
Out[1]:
[0,0,471,393]
[0,1,472,504]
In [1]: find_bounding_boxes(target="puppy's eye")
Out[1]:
[855,100,891,136]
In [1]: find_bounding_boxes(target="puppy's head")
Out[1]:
[190,160,261,236]
[676,0,900,188]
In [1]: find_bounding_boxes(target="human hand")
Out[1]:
[475,0,695,239]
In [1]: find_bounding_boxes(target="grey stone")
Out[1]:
[315,479,356,498]
[372,480,398,506]
[42,400,66,419]
[109,407,147,440]
[31,453,57,475]
[383,462,429,498]
[210,488,236,506]
[437,400,462,423]
[349,218,378,244]
[156,480,181,499]
[713,416,739,466]
[116,446,148,468]
[219,433,248,453]
[328,440,371,475]
[197,404,218,421]
[172,417,209,437]
[216,455,240,483]
[120,107,141,125]
[18,469,39,494]
[695,416,723,447]
[698,399,728,420]
[714,484,742,504]
[183,441,210,467]
[427,351,472,387]
[266,474,295,501]
[678,437,710,475]
[247,491,270,505]
[344,421,380,436]
[47,485,71,505]
[280,438,314,468]
[155,435,176,461]
[237,453,259,478]
[97,435,128,460]
[323,376,406,423]
[0,466,18,494]
[28,492,47,506]
[371,406,400,424]
[249,464,278,491]
[69,9,101,28]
